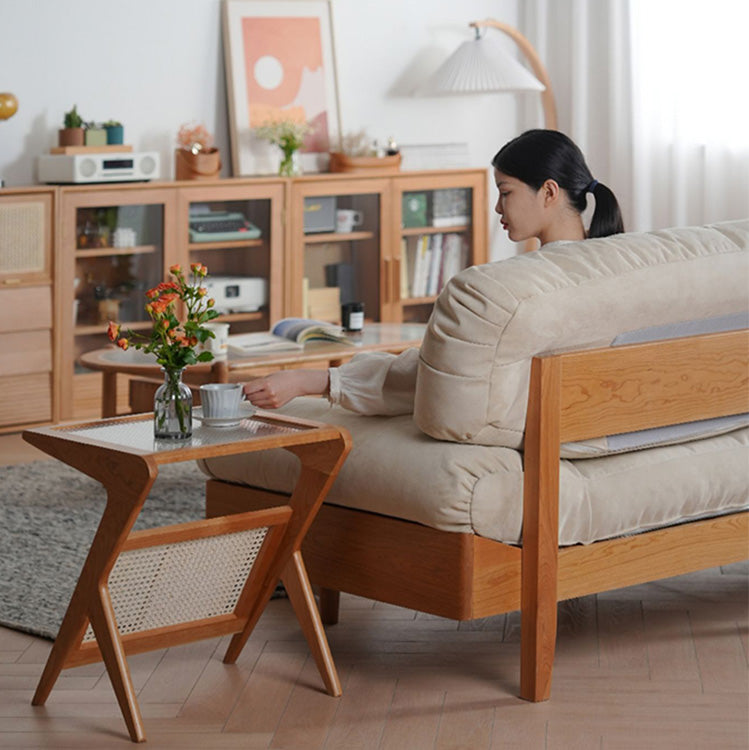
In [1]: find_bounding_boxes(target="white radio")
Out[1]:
[203,276,268,314]
[37,152,161,184]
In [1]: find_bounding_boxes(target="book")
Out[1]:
[426,233,443,296]
[228,318,357,355]
[411,234,431,297]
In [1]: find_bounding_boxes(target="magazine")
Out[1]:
[228,318,357,355]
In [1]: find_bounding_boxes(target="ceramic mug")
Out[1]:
[336,209,363,233]
[199,383,244,418]
[201,322,230,359]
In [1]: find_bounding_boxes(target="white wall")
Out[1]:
[0,0,528,259]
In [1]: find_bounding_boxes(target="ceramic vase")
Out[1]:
[153,368,192,440]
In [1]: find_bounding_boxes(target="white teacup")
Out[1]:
[336,209,363,233]
[200,322,230,359]
[199,383,244,418]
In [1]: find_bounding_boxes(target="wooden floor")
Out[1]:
[1,433,747,749]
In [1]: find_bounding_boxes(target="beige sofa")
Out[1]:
[201,220,749,700]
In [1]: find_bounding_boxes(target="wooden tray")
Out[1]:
[50,145,133,155]
[329,152,401,174]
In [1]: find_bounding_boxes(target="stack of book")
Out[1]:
[401,233,468,299]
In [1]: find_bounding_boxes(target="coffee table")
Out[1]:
[23,411,351,743]
[80,322,426,418]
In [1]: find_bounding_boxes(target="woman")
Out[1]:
[244,129,624,412]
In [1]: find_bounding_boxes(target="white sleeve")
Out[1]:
[327,347,419,415]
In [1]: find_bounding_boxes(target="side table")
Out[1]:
[23,411,351,743]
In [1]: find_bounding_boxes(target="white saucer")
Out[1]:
[193,403,256,428]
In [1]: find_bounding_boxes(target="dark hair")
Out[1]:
[491,129,624,238]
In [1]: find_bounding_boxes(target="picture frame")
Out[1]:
[222,0,342,176]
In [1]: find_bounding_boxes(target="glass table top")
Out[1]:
[60,414,309,454]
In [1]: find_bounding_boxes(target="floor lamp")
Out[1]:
[421,21,557,252]
[421,19,557,130]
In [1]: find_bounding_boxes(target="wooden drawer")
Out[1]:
[0,285,52,333]
[0,372,52,425]
[0,330,52,377]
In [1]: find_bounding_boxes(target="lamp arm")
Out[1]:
[471,19,558,130]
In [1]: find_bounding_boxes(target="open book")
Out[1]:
[228,318,357,355]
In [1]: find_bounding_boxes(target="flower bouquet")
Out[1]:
[253,118,312,176]
[107,263,219,439]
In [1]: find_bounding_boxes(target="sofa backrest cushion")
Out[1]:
[414,220,749,448]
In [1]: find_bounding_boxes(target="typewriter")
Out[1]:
[188,211,262,242]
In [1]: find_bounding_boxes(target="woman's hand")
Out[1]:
[243,369,329,409]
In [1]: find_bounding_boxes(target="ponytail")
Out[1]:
[587,181,624,238]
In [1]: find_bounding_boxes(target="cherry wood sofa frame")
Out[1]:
[205,329,749,701]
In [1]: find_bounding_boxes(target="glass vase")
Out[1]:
[153,367,192,440]
[279,148,301,177]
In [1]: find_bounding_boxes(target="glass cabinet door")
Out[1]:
[393,171,487,323]
[290,177,390,323]
[178,182,284,335]
[73,204,165,334]
[59,187,177,419]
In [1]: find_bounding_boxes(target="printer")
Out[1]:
[202,276,268,314]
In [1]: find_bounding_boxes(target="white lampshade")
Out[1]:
[420,36,545,95]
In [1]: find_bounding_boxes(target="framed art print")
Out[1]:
[223,0,342,175]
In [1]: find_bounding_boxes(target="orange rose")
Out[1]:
[170,264,182,275]
[107,321,120,342]
[116,338,129,350]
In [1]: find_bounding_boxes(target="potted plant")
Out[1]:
[59,105,85,147]
[103,119,124,145]
[175,123,221,180]
[84,120,107,147]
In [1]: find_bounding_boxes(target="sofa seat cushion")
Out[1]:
[199,398,749,546]
[415,221,749,448]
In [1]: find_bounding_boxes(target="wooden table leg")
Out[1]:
[101,372,118,418]
[222,434,350,697]
[26,436,157,742]
[281,551,341,696]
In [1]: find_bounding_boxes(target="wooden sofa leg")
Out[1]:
[318,588,340,625]
[519,355,561,702]
[519,580,557,702]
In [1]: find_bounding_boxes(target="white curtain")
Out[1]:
[521,0,749,233]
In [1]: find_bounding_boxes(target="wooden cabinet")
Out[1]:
[0,188,57,432]
[1,168,487,424]
[287,169,487,324]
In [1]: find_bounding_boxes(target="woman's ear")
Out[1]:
[541,179,560,206]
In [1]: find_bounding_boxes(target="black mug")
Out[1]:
[341,302,364,332]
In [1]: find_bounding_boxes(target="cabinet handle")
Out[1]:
[383,258,392,303]
[393,258,401,302]
[3,278,22,285]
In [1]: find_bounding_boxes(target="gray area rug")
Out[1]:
[0,460,210,640]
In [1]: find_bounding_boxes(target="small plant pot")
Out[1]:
[175,148,221,180]
[105,125,124,145]
[59,127,85,147]
[85,128,107,147]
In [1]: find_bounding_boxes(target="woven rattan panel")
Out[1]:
[0,202,45,274]
[83,526,268,641]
